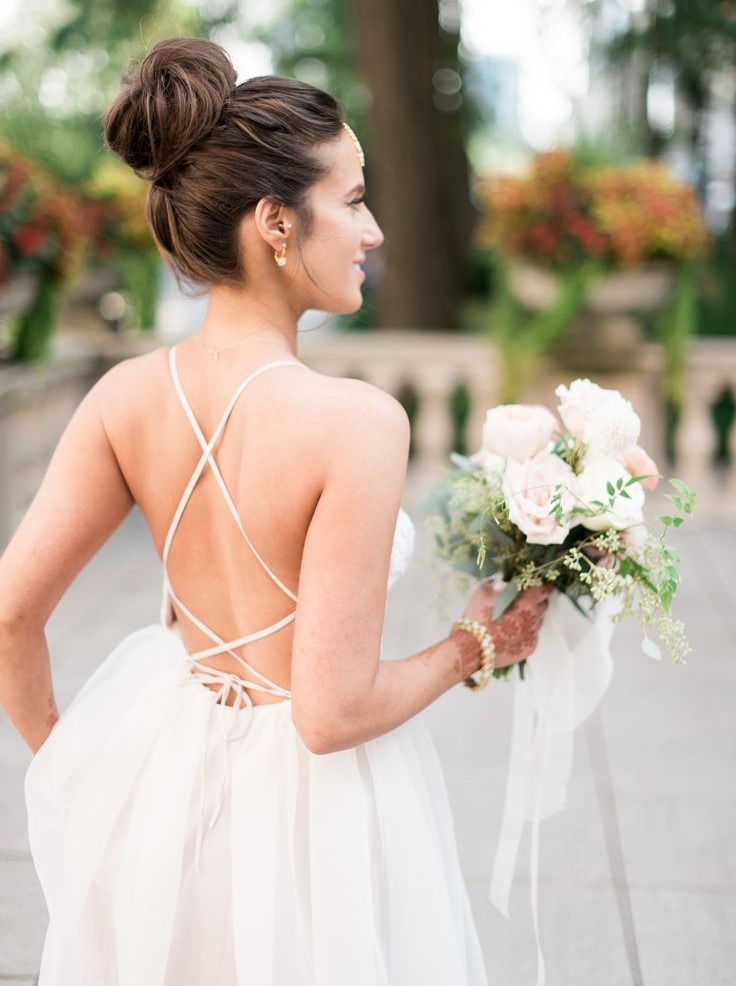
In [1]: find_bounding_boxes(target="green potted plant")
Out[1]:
[0,146,99,362]
[478,150,709,398]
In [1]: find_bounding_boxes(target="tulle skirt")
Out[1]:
[25,624,489,986]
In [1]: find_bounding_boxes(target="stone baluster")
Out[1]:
[724,381,736,508]
[676,372,718,512]
[409,365,456,497]
[464,371,498,456]
[362,362,403,398]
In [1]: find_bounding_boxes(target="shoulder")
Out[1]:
[89,346,169,404]
[296,372,410,492]
[302,371,410,448]
[83,346,172,429]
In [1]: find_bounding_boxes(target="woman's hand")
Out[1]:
[458,580,553,671]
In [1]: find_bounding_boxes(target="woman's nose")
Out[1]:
[363,208,384,250]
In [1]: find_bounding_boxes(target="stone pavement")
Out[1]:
[0,506,734,986]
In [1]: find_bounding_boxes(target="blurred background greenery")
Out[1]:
[0,0,734,438]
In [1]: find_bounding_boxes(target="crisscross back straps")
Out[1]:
[160,346,307,672]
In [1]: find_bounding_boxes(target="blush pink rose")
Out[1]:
[502,450,576,544]
[481,404,560,462]
[621,444,660,491]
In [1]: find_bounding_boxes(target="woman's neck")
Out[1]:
[200,284,301,356]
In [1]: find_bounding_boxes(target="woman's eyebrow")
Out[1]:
[346,183,366,196]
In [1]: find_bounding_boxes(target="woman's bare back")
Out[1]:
[100,342,366,703]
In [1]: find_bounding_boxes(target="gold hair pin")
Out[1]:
[342,121,365,168]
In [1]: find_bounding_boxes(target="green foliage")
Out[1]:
[0,108,103,186]
[119,250,159,330]
[602,0,736,76]
[0,0,215,355]
[10,268,60,360]
[655,262,700,405]
[579,0,736,156]
[0,0,208,185]
[697,233,736,338]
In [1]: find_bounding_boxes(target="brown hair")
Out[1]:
[104,37,345,286]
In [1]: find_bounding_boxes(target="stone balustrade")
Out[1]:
[299,330,500,498]
[0,330,733,549]
[299,331,734,521]
[674,339,736,519]
[0,356,101,547]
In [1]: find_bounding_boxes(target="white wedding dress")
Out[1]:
[25,350,489,986]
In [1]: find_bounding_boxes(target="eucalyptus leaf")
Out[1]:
[492,581,520,619]
[642,637,662,661]
[467,515,484,535]
[449,556,500,578]
[415,484,451,517]
[483,524,515,547]
[449,452,478,472]
[560,589,593,619]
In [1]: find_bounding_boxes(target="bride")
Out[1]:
[0,37,550,985]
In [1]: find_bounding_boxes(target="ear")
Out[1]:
[253,198,293,250]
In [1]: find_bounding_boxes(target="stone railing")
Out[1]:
[0,356,101,546]
[299,331,735,522]
[299,330,501,499]
[674,339,736,519]
[0,336,155,548]
[1,330,734,547]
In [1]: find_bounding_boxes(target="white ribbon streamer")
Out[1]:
[489,592,618,985]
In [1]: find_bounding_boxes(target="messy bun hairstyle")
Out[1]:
[104,37,345,286]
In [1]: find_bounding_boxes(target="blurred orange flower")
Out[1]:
[0,144,103,286]
[477,151,709,270]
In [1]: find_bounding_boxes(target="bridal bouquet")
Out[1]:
[425,377,695,674]
[424,378,695,984]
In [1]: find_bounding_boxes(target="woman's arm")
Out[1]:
[0,376,134,753]
[290,381,547,755]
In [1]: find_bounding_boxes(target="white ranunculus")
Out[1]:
[576,451,645,531]
[481,404,560,462]
[556,378,641,453]
[502,450,577,545]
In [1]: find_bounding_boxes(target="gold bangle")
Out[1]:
[451,617,496,690]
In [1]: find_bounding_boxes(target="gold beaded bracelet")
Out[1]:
[451,618,496,691]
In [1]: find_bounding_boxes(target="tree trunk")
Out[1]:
[351,0,475,329]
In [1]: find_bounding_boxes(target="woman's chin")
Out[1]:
[329,293,365,316]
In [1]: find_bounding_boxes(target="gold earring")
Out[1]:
[274,242,287,267]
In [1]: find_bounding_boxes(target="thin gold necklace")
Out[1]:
[196,333,292,360]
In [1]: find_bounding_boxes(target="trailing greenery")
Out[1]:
[655,261,700,406]
[10,269,60,361]
[490,255,599,401]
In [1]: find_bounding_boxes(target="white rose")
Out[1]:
[576,451,645,531]
[481,404,559,462]
[469,447,506,480]
[556,379,641,453]
[502,450,577,545]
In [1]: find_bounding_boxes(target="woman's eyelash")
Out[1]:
[350,196,366,207]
